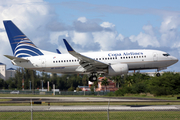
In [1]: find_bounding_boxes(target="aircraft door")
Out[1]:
[153,53,158,61]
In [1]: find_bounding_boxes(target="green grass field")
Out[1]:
[0,111,180,120]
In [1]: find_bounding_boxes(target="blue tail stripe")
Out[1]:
[15,50,39,57]
[3,20,44,57]
[15,46,43,56]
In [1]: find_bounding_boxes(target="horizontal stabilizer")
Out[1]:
[4,55,29,62]
[56,49,61,54]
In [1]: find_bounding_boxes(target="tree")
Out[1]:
[101,78,109,91]
[0,79,4,89]
[82,75,88,86]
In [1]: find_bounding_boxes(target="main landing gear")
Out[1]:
[156,72,161,77]
[89,73,97,82]
[156,69,161,77]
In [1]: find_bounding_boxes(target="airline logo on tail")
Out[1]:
[3,20,44,58]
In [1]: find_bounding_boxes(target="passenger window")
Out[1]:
[129,56,130,59]
[139,56,141,58]
[53,61,55,63]
[72,60,74,62]
[59,60,60,63]
[69,60,71,62]
[131,56,133,58]
[105,58,107,60]
[134,56,136,58]
[115,57,117,59]
[64,60,66,62]
[61,60,63,62]
[99,58,101,60]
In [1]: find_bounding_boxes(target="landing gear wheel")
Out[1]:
[89,75,97,82]
[156,73,160,77]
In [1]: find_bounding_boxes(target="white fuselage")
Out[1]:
[12,49,178,74]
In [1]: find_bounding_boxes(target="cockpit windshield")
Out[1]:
[163,53,170,56]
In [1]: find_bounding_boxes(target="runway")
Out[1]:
[0,96,171,103]
[0,97,180,112]
[0,105,179,112]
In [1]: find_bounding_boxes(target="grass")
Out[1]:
[0,111,180,120]
[0,99,11,102]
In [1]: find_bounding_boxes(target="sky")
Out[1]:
[0,0,180,72]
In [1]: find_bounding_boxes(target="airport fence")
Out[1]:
[0,90,110,95]
[0,100,180,120]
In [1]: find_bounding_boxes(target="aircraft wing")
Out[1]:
[63,39,108,72]
[4,55,29,62]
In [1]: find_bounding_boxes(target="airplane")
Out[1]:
[3,20,178,81]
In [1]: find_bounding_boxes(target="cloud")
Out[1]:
[77,17,87,23]
[129,25,160,47]
[0,0,56,67]
[61,1,180,16]
[100,22,115,28]
[73,18,114,33]
[159,16,180,47]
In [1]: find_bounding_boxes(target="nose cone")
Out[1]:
[171,56,178,64]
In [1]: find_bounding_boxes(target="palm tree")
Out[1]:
[101,78,109,91]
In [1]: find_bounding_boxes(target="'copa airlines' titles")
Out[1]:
[108,52,143,57]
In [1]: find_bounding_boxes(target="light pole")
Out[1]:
[41,80,44,90]
[29,81,31,91]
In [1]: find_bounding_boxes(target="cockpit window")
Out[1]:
[163,53,170,56]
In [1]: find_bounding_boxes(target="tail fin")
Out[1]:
[3,20,44,58]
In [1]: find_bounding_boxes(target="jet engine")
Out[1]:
[108,63,128,76]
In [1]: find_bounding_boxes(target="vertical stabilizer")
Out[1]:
[3,20,44,58]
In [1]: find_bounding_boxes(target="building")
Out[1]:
[0,62,6,80]
[0,62,16,80]
[6,68,16,80]
[95,77,118,92]
[88,77,118,92]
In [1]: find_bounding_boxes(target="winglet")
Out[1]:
[63,39,74,52]
[56,49,61,54]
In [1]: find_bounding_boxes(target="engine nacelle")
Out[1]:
[108,64,128,76]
